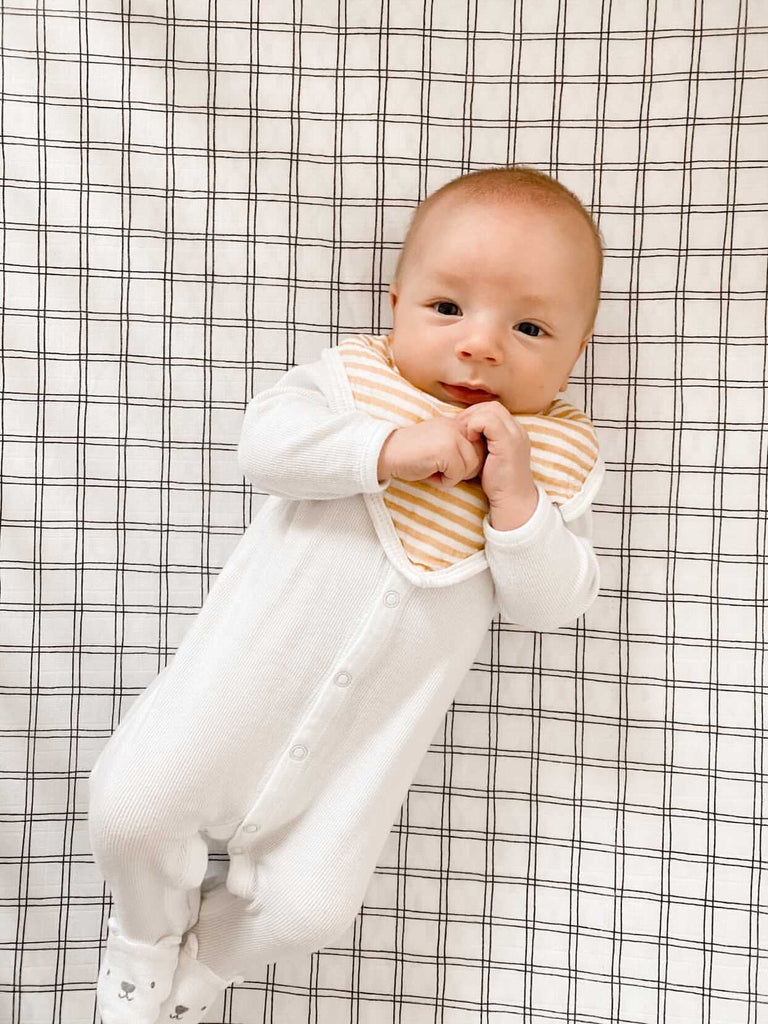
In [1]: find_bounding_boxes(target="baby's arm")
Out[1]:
[483,483,600,631]
[237,357,398,500]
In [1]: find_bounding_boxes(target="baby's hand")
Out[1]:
[453,402,537,512]
[377,416,487,489]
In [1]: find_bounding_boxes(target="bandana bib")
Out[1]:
[337,334,600,572]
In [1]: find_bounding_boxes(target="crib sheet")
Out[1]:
[1,2,765,1022]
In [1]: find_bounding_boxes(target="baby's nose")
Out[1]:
[465,325,505,354]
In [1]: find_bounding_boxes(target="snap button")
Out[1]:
[244,824,260,833]
[289,744,308,760]
[384,590,400,607]
[334,671,351,687]
[230,845,244,855]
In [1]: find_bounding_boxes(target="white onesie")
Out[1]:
[88,335,605,1014]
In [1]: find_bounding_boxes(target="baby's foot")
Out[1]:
[96,917,181,1024]
[152,931,243,1024]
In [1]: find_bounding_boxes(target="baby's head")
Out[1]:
[388,166,603,415]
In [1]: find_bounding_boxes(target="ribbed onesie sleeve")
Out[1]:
[482,482,601,631]
[237,358,399,500]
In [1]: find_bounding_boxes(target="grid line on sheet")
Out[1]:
[622,6,658,1023]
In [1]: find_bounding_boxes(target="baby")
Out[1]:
[88,165,605,1024]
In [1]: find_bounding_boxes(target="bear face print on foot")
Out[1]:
[151,932,242,1024]
[95,917,181,1024]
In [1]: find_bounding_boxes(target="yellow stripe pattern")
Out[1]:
[338,334,600,572]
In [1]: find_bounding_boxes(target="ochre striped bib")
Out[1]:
[338,333,600,572]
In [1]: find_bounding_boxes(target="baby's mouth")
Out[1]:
[440,382,497,404]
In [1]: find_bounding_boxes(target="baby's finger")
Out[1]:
[459,419,482,443]
[454,410,484,444]
[457,433,486,478]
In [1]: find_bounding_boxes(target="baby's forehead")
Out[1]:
[435,190,579,228]
[423,193,598,267]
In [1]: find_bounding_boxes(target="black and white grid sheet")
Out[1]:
[1,2,766,1022]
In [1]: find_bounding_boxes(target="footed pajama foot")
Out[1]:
[96,916,181,1024]
[152,932,244,1024]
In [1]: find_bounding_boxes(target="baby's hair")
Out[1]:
[394,165,603,323]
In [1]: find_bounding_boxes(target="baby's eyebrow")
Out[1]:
[430,269,465,285]
[427,273,555,312]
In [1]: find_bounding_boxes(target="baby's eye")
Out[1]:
[517,321,543,337]
[434,301,461,316]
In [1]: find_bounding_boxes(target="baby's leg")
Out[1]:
[152,791,402,1024]
[88,711,213,1022]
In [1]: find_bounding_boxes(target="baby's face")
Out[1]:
[388,196,599,415]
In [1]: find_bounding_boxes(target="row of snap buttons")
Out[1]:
[234,588,400,845]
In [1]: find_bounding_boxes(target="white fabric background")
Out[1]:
[1,2,766,1022]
